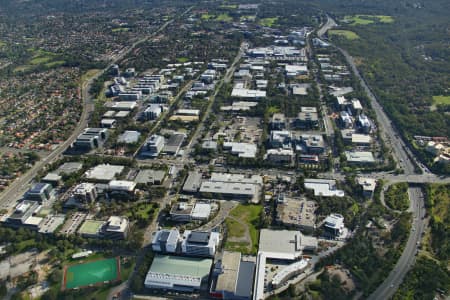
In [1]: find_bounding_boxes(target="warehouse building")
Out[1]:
[84,164,124,182]
[144,254,213,292]
[210,251,255,300]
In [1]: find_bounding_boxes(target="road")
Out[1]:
[182,41,246,161]
[0,7,192,211]
[317,14,337,38]
[338,46,415,174]
[368,187,425,300]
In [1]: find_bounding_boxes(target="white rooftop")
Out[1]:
[85,164,124,181]
[304,178,345,197]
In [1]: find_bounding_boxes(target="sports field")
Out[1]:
[63,257,120,290]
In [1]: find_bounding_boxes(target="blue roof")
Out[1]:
[28,183,49,194]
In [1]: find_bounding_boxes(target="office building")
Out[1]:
[304,179,345,197]
[142,134,165,157]
[270,113,286,130]
[73,128,109,151]
[25,183,53,203]
[104,216,129,239]
[73,183,97,203]
[181,231,220,257]
[5,200,40,229]
[152,229,180,253]
[323,214,345,236]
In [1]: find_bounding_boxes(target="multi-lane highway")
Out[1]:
[368,187,426,300]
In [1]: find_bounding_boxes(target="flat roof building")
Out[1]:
[345,151,375,164]
[78,219,105,238]
[304,179,345,197]
[104,216,129,239]
[5,200,40,229]
[163,133,186,155]
[152,229,180,254]
[181,231,220,257]
[56,162,83,175]
[231,88,266,99]
[211,252,255,300]
[73,182,97,203]
[324,214,345,236]
[25,183,53,203]
[144,255,213,292]
[134,169,166,185]
[183,171,203,193]
[357,177,377,198]
[84,164,124,182]
[142,134,165,157]
[73,128,109,151]
[277,198,317,232]
[117,130,141,144]
[223,142,257,158]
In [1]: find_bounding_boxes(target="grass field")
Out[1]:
[201,13,215,20]
[177,57,189,63]
[329,30,360,40]
[0,40,5,47]
[216,13,233,22]
[64,257,120,290]
[344,15,394,25]
[432,95,450,105]
[225,204,262,254]
[258,17,278,27]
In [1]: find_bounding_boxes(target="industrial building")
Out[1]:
[199,173,263,201]
[345,151,376,164]
[223,142,257,158]
[182,171,203,193]
[134,169,166,185]
[84,164,124,182]
[162,132,186,155]
[210,251,255,300]
[144,254,213,292]
[181,231,220,257]
[117,130,141,144]
[55,162,83,175]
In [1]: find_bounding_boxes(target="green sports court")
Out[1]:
[63,257,121,290]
